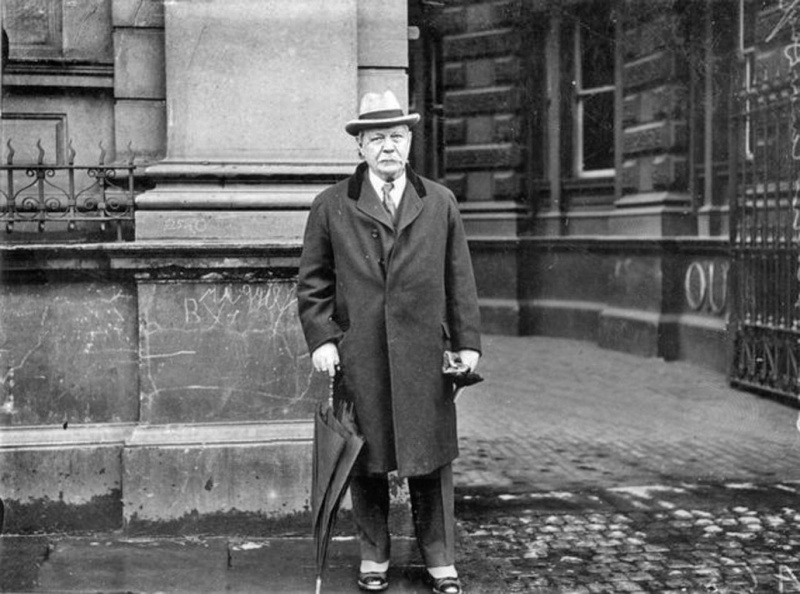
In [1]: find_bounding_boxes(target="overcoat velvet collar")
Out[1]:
[346,162,428,201]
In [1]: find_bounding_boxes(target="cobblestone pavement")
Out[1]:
[448,335,800,593]
[455,483,800,593]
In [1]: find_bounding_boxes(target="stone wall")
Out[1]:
[1,0,116,164]
[515,236,730,372]
[1,0,417,535]
[437,1,530,235]
[436,0,730,370]
[618,3,691,217]
[0,244,323,534]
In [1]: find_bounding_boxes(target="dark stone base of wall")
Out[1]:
[597,308,662,359]
[477,298,521,335]
[2,492,122,535]
[675,315,731,373]
[469,236,730,375]
[0,242,324,535]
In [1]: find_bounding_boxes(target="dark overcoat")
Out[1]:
[297,162,482,478]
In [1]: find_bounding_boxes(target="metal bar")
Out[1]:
[783,98,793,328]
[67,142,76,231]
[5,141,15,233]
[756,86,765,325]
[763,85,773,326]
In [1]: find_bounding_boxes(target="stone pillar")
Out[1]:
[613,7,695,237]
[539,5,563,236]
[601,6,696,358]
[125,0,411,531]
[135,0,360,242]
[356,1,409,109]
[112,0,166,163]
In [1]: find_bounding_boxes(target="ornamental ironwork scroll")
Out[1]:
[0,139,136,240]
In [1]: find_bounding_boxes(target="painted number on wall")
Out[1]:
[684,260,728,315]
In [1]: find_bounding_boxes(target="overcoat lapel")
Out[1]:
[354,176,424,235]
[395,183,422,235]
[348,162,427,234]
[356,182,394,230]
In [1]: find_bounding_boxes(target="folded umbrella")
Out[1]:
[312,372,364,594]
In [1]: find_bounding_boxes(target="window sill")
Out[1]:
[562,176,615,199]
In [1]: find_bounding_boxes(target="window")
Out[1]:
[573,2,616,178]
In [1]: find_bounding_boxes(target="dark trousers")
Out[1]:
[349,463,455,569]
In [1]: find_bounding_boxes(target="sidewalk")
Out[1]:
[455,334,800,491]
[3,334,800,593]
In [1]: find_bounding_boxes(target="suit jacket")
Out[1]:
[297,162,481,477]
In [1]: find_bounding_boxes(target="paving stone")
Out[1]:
[739,516,762,525]
[691,510,714,518]
[606,530,627,539]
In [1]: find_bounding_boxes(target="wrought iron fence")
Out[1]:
[730,33,800,403]
[0,139,136,241]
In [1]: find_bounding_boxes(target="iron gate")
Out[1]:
[730,30,800,404]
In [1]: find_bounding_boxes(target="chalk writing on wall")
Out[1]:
[139,281,323,424]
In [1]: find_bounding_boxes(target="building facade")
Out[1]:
[426,0,796,401]
[0,0,796,533]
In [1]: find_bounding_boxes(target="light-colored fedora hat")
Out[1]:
[345,90,421,136]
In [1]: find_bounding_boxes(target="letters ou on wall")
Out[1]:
[684,260,728,315]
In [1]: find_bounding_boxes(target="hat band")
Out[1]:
[359,109,406,121]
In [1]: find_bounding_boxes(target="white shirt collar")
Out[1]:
[367,168,406,208]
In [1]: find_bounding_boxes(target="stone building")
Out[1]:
[0,0,796,533]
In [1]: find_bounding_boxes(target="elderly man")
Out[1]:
[297,90,481,594]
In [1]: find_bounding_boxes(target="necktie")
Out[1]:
[381,182,396,225]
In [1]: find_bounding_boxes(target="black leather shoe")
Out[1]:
[430,576,462,594]
[358,571,389,592]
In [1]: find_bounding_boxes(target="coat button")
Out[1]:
[371,229,378,238]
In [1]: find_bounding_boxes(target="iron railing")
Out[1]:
[0,140,136,241]
[730,35,800,403]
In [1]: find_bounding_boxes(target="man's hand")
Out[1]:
[312,342,340,377]
[458,349,480,372]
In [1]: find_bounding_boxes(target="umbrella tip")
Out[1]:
[316,576,322,594]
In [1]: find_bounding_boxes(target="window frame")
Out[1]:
[572,6,616,180]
